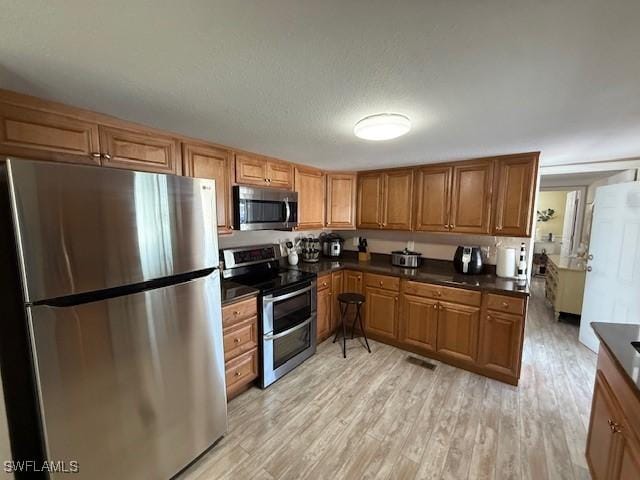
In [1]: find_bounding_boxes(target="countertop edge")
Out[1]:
[296,262,530,298]
[592,322,640,399]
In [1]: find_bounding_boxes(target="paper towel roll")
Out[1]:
[497,247,516,278]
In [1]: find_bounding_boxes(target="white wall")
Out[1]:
[0,379,13,479]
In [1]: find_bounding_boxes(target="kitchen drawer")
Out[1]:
[318,273,331,291]
[225,347,258,393]
[365,273,400,292]
[222,296,258,327]
[402,280,481,306]
[486,293,525,315]
[223,317,258,361]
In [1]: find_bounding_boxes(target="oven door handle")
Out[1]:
[263,315,315,341]
[263,285,313,303]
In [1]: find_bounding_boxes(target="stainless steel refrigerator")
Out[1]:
[0,158,227,479]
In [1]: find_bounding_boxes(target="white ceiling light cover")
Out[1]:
[354,113,411,141]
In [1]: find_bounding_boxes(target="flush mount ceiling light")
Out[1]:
[354,113,411,141]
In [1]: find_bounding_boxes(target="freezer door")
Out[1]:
[5,159,218,303]
[28,270,226,480]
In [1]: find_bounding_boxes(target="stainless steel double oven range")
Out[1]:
[222,245,317,387]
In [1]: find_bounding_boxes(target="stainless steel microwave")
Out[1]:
[233,185,298,231]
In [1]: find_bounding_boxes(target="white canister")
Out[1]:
[287,251,299,266]
[496,247,516,278]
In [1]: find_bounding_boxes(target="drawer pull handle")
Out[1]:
[234,311,241,315]
[436,291,442,297]
[433,304,437,309]
[608,419,621,433]
[379,281,384,286]
[502,302,509,307]
[235,371,242,377]
[234,338,241,344]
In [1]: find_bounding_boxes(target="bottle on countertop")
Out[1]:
[517,242,528,280]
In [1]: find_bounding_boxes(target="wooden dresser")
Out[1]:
[545,254,587,317]
[221,296,259,400]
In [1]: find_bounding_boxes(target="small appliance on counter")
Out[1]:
[301,236,320,263]
[391,249,422,268]
[453,246,484,274]
[320,233,344,258]
[358,237,370,262]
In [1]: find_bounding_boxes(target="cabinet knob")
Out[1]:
[487,314,491,320]
[433,303,437,309]
[608,419,621,433]
[379,281,383,286]
[233,311,241,315]
[234,337,241,344]
[394,297,398,302]
[234,371,242,377]
[587,266,593,272]
[436,291,442,297]
[502,302,509,307]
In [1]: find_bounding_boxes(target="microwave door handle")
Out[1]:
[263,315,315,340]
[263,285,313,303]
[284,198,291,226]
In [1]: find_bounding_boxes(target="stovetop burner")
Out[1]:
[234,268,316,294]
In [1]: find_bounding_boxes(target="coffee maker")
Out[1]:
[453,246,484,274]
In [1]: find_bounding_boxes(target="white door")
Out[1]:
[579,182,640,352]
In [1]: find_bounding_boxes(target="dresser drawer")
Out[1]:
[402,280,481,306]
[225,348,258,392]
[486,293,525,315]
[223,317,258,361]
[364,273,400,291]
[317,273,331,291]
[222,296,257,327]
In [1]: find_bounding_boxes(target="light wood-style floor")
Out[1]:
[180,279,597,480]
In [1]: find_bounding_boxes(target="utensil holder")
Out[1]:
[358,252,371,262]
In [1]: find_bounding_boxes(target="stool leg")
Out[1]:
[356,304,371,353]
[341,305,347,358]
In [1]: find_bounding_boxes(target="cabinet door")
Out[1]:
[295,167,326,229]
[382,169,414,230]
[478,310,524,378]
[235,153,268,186]
[182,143,233,234]
[316,286,332,341]
[399,294,438,352]
[364,286,398,340]
[0,103,101,165]
[99,126,179,174]
[436,301,480,363]
[615,429,640,480]
[492,154,539,236]
[330,271,344,331]
[266,161,293,189]
[326,173,357,229]
[414,166,452,232]
[449,160,493,234]
[357,173,383,229]
[586,371,622,480]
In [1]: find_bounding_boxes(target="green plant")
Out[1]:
[537,208,555,222]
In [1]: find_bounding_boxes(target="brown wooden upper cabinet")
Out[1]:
[325,173,357,230]
[294,166,326,230]
[235,153,293,189]
[492,153,539,236]
[99,126,180,174]
[414,165,451,232]
[0,102,101,165]
[357,169,413,230]
[449,159,494,234]
[182,142,233,234]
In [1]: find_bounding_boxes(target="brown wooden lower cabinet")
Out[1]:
[478,309,524,378]
[364,284,398,341]
[222,296,259,400]
[586,347,640,480]
[399,294,438,352]
[435,301,480,363]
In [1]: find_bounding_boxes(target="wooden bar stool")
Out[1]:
[332,293,371,358]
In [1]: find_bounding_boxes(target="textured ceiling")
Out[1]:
[1,1,640,170]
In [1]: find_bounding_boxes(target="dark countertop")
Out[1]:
[289,253,530,297]
[221,280,259,306]
[592,322,640,396]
